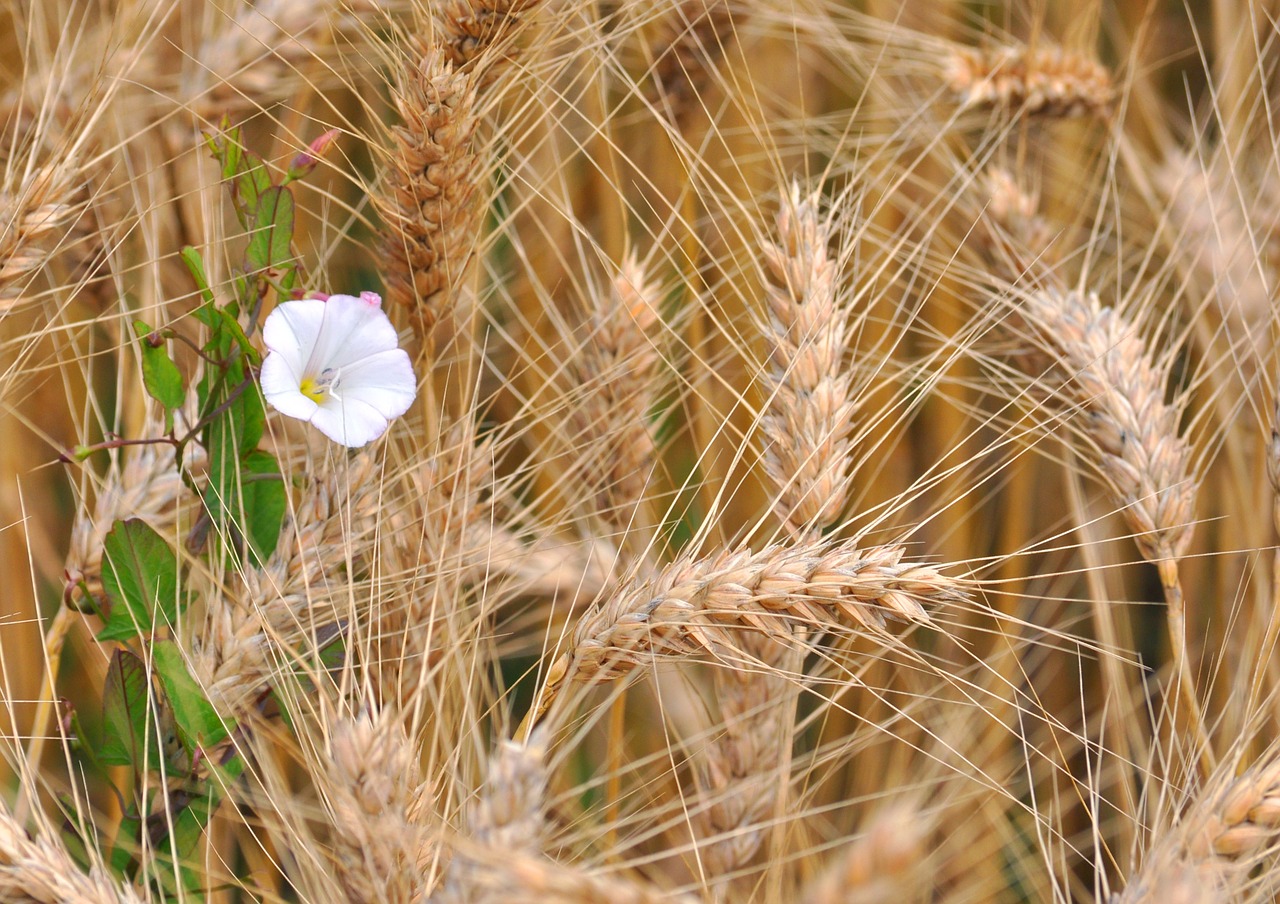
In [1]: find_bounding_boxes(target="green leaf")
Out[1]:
[100,650,155,767]
[246,185,295,276]
[98,520,181,642]
[180,247,216,308]
[241,450,286,561]
[134,321,186,426]
[152,642,231,753]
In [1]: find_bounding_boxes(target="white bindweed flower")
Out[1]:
[260,291,417,448]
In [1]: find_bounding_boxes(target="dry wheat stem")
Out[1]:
[535,539,967,723]
[945,42,1112,117]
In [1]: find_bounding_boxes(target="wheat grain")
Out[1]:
[799,804,927,904]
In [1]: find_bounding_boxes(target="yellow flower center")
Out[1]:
[299,367,338,403]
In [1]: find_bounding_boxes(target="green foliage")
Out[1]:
[98,519,183,642]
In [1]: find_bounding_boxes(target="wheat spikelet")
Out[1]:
[1115,754,1280,902]
[799,804,928,904]
[563,255,665,543]
[975,166,1058,272]
[438,734,548,902]
[433,0,547,75]
[946,43,1112,117]
[381,49,482,325]
[0,161,83,305]
[322,706,427,904]
[759,185,858,535]
[543,540,966,698]
[0,798,143,903]
[1022,288,1195,564]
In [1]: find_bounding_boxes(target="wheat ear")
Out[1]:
[0,797,144,903]
[1115,754,1280,902]
[695,185,862,881]
[799,804,928,904]
[945,42,1112,118]
[649,0,737,126]
[381,49,482,333]
[437,734,549,902]
[321,706,427,904]
[1021,288,1209,768]
[0,161,83,306]
[564,255,665,548]
[536,540,966,719]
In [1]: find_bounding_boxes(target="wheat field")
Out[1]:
[2,0,1280,901]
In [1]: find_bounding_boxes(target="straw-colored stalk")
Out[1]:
[437,735,548,902]
[945,43,1112,118]
[1115,754,1280,902]
[189,451,381,718]
[564,255,664,547]
[0,797,144,904]
[322,706,427,904]
[538,540,966,713]
[1021,288,1207,764]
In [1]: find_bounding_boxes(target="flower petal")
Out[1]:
[304,295,401,374]
[260,351,319,420]
[262,298,327,368]
[334,349,417,418]
[310,397,392,448]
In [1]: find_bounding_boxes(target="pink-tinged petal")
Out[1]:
[359,291,382,307]
[310,397,391,448]
[304,295,400,373]
[334,349,417,417]
[260,353,319,420]
[262,299,327,369]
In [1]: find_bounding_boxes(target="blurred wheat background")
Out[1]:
[3,0,1280,901]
